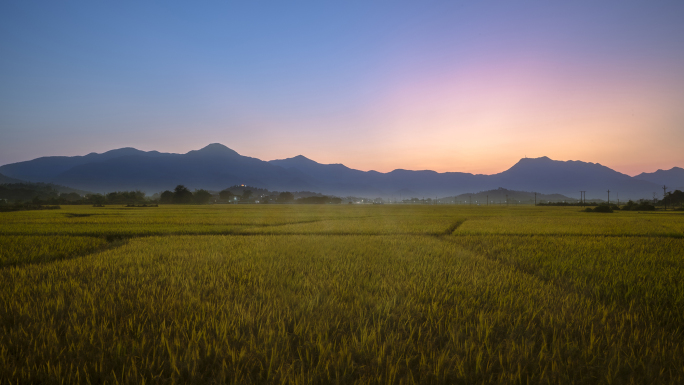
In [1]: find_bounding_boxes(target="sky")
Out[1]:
[1,1,683,176]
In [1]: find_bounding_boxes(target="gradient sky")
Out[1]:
[2,1,683,175]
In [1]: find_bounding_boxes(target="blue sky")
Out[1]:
[2,1,683,175]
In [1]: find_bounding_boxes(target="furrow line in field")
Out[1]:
[449,232,684,239]
[437,236,589,304]
[2,231,683,239]
[442,220,466,235]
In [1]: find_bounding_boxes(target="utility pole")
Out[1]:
[617,192,619,207]
[534,192,537,206]
[663,185,668,210]
[653,192,656,205]
[580,191,586,207]
[607,190,610,205]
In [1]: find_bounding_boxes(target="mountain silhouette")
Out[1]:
[0,147,163,183]
[1,144,317,193]
[270,155,663,200]
[634,167,684,190]
[487,157,659,199]
[0,144,675,199]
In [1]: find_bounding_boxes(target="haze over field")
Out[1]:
[1,2,684,176]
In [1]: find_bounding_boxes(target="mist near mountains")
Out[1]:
[0,144,681,200]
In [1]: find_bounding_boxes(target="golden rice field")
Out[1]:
[1,205,683,384]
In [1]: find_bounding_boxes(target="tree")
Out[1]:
[193,189,212,204]
[159,190,174,204]
[219,189,234,201]
[661,190,684,208]
[277,192,294,203]
[173,185,193,204]
[60,192,82,202]
[106,192,123,204]
[104,191,145,204]
[87,194,106,205]
[242,190,253,201]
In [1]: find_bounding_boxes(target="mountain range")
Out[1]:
[0,143,681,200]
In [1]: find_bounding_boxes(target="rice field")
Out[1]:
[1,205,683,384]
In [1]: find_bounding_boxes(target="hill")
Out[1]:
[437,188,576,205]
[0,173,24,184]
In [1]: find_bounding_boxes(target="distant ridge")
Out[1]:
[441,188,576,205]
[0,147,165,183]
[634,167,684,190]
[0,173,25,184]
[0,144,680,200]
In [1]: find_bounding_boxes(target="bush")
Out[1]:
[295,196,343,204]
[621,200,655,211]
[585,204,613,213]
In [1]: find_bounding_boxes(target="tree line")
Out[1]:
[0,182,346,206]
[158,185,212,204]
[0,183,144,205]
